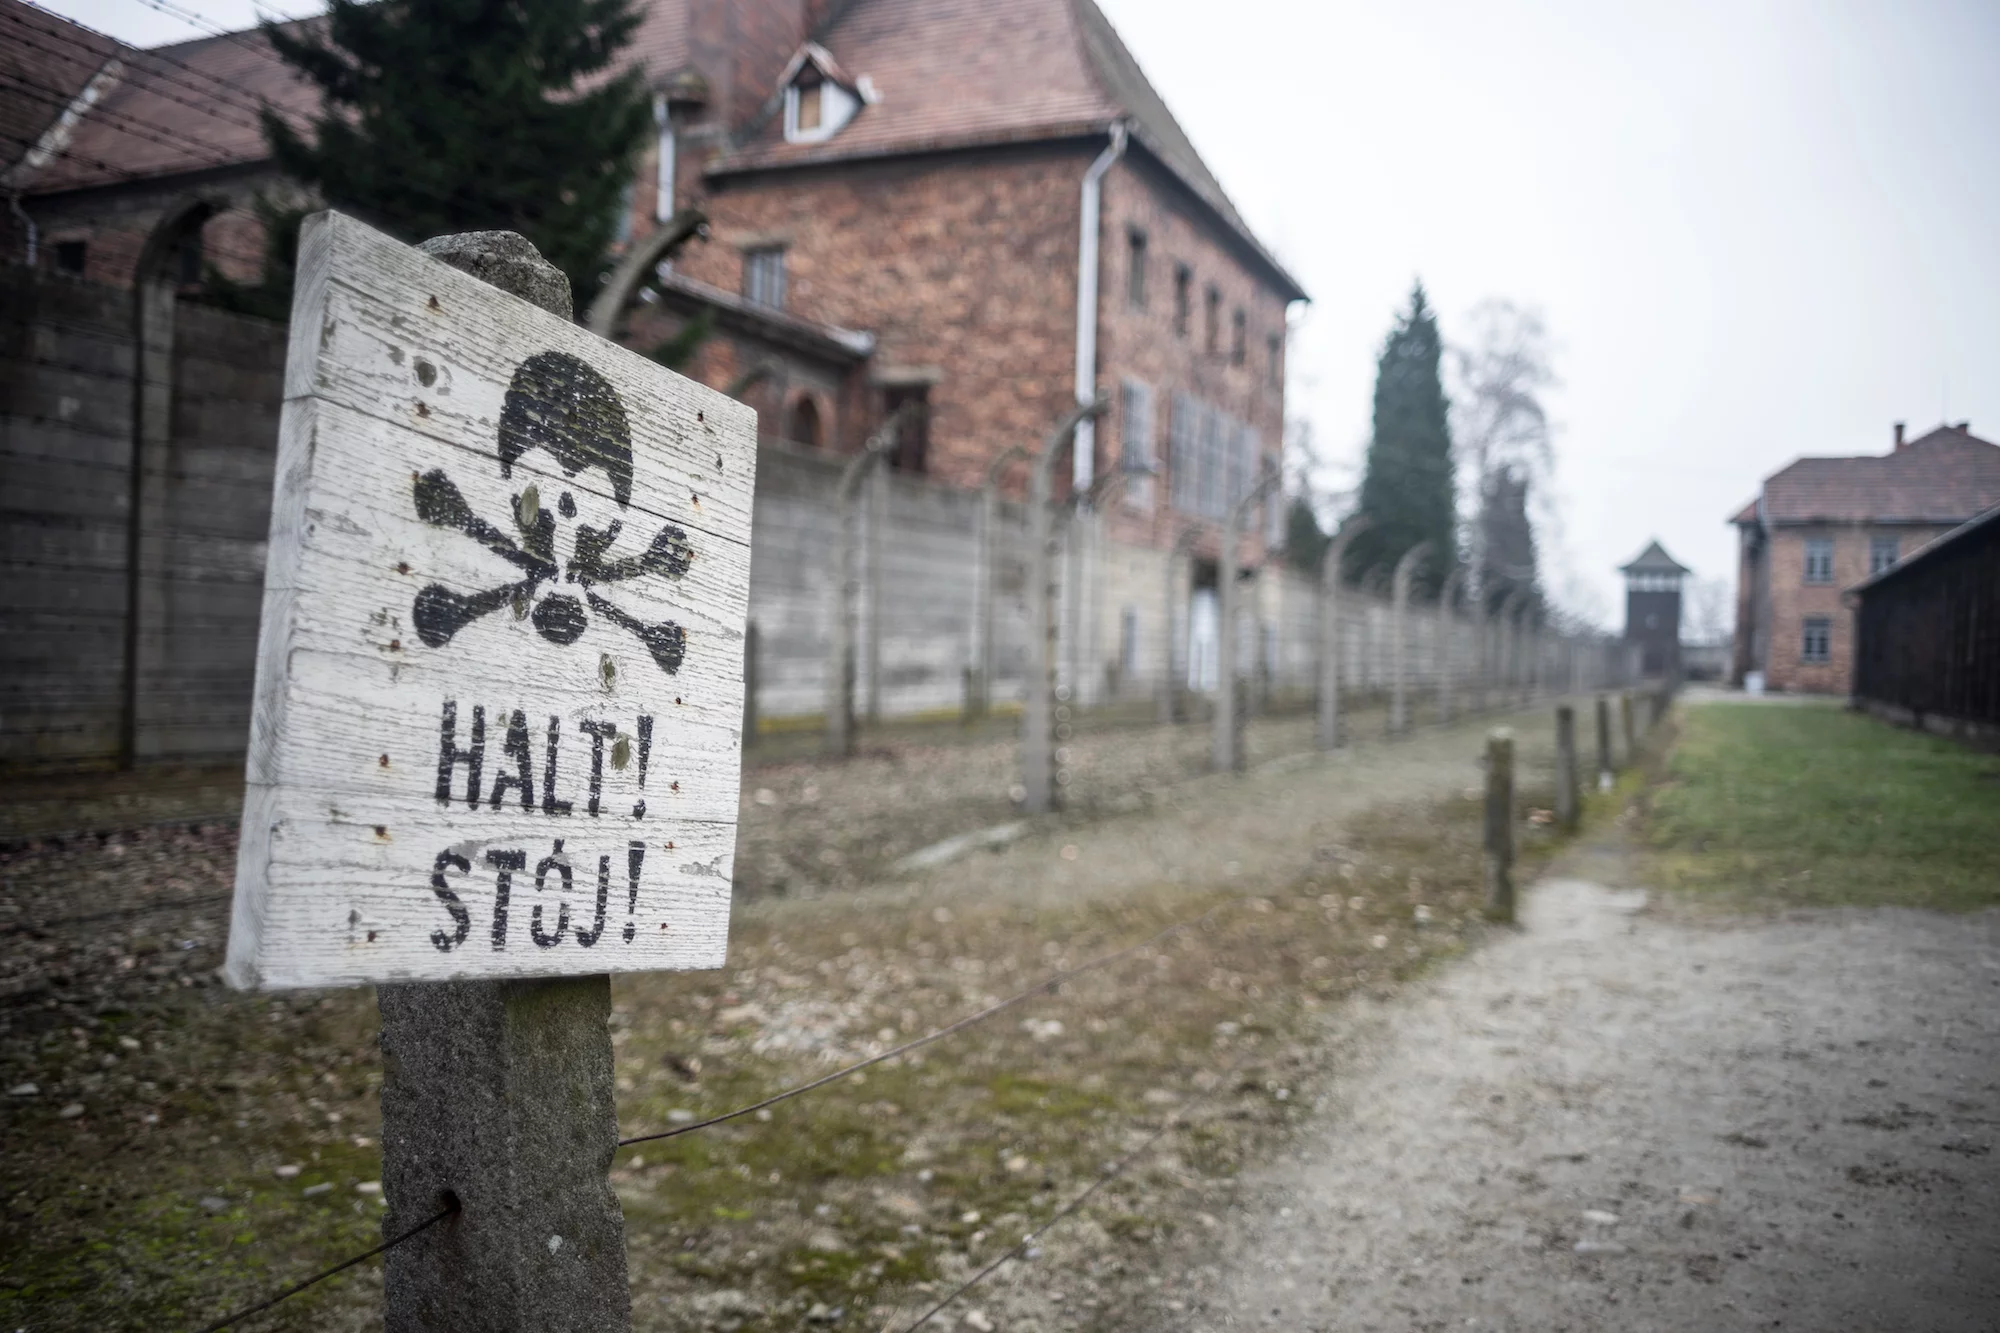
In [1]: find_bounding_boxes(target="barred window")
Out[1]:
[743,246,785,309]
[1869,534,1898,575]
[1801,616,1831,664]
[1803,537,1833,584]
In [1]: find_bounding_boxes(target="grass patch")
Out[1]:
[1646,701,2000,910]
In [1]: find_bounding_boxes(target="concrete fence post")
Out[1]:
[1215,464,1280,773]
[973,444,1029,723]
[1159,525,1198,724]
[1022,399,1105,813]
[864,462,886,723]
[378,231,630,1333]
[1389,541,1431,736]
[1316,517,1370,750]
[1555,703,1579,833]
[1437,566,1465,724]
[825,410,910,757]
[1483,727,1516,923]
[1620,690,1637,762]
[1595,692,1614,786]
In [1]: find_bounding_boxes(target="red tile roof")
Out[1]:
[11,0,1302,299]
[12,17,319,193]
[0,0,120,180]
[1733,424,2000,528]
[713,0,1303,299]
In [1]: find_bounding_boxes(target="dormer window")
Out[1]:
[782,44,861,144]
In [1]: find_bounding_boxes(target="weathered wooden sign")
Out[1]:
[225,212,756,989]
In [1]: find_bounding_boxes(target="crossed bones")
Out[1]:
[409,350,692,675]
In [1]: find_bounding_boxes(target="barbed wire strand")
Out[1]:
[193,1199,457,1333]
[891,1046,1254,1333]
[617,901,1235,1148]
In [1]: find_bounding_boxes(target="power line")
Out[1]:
[192,1200,457,1333]
[616,902,1234,1148]
[0,12,277,148]
[0,69,262,178]
[8,1,309,135]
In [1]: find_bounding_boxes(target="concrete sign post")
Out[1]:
[225,214,757,1329]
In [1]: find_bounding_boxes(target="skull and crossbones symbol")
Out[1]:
[410,350,691,673]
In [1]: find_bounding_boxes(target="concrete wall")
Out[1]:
[0,264,283,772]
[1,267,134,768]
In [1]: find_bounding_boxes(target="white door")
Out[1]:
[1188,588,1218,691]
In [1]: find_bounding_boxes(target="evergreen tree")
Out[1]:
[258,0,653,298]
[1284,495,1329,576]
[1344,283,1456,590]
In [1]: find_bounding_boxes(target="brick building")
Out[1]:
[1730,422,2000,694]
[5,0,1306,699]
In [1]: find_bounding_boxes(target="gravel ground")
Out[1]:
[1160,841,2000,1332]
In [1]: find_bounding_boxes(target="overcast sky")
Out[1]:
[45,0,2000,625]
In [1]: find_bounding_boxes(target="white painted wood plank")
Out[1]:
[228,211,756,990]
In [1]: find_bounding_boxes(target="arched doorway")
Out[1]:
[787,395,822,448]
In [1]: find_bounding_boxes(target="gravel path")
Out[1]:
[1179,846,2000,1332]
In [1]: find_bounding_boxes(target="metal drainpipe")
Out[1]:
[7,192,36,266]
[1071,121,1127,495]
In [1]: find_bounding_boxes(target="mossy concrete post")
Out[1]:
[1483,728,1516,922]
[1554,703,1579,832]
[1621,690,1637,761]
[1595,693,1613,787]
[1316,517,1370,750]
[1022,399,1105,813]
[1389,540,1431,736]
[378,230,630,1333]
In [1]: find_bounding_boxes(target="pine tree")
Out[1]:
[1345,283,1455,590]
[1284,495,1329,575]
[258,0,654,298]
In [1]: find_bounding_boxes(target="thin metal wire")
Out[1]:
[192,1200,456,1333]
[616,902,1233,1148]
[891,1048,1250,1332]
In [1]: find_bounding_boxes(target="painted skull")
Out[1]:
[409,350,692,674]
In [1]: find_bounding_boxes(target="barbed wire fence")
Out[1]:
[187,898,1251,1330]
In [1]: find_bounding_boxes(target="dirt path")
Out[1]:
[1169,841,2000,1332]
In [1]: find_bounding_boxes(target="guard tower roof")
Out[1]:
[1619,540,1690,576]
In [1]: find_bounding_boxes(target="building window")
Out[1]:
[1803,537,1833,584]
[787,396,822,448]
[53,240,87,275]
[177,232,204,286]
[743,246,786,310]
[1168,392,1257,521]
[1204,286,1221,355]
[1126,229,1147,309]
[1173,265,1191,337]
[1869,534,1898,575]
[796,68,823,132]
[1267,333,1282,388]
[782,62,858,143]
[1119,378,1154,509]
[883,385,929,472]
[1230,309,1246,366]
[1801,616,1831,664]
